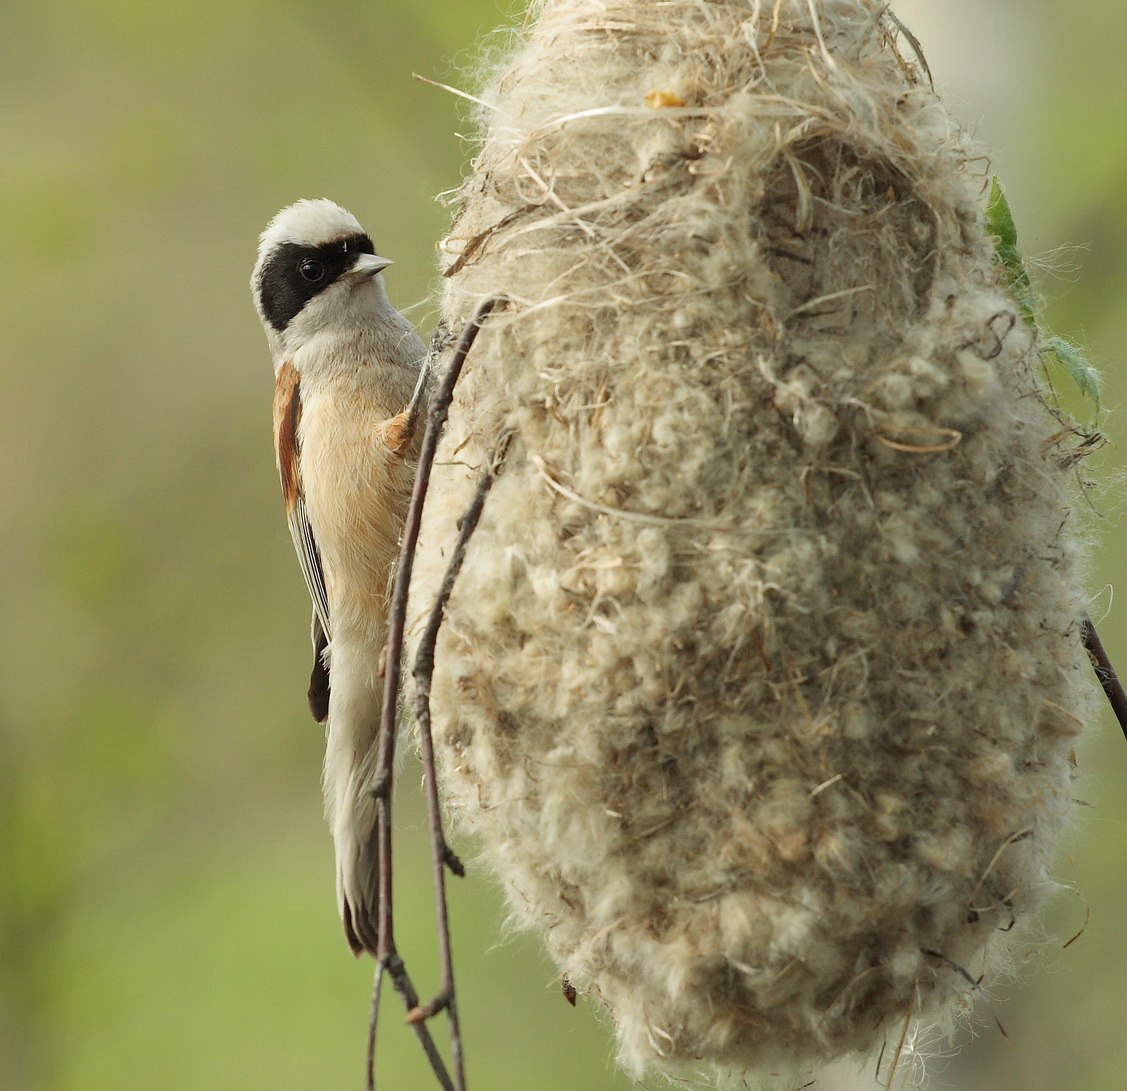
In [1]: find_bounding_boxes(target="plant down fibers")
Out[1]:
[408,0,1095,1084]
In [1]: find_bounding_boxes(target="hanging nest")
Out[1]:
[409,1,1094,1085]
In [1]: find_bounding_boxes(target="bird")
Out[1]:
[251,198,428,956]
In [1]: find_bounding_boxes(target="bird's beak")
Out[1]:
[348,252,393,283]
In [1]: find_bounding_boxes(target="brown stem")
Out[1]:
[1081,614,1127,741]
[366,962,383,1091]
[367,950,454,1091]
[367,299,500,1091]
[413,434,511,1090]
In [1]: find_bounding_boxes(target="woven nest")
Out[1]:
[408,1,1093,1085]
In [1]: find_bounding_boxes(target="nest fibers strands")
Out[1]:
[409,0,1095,1084]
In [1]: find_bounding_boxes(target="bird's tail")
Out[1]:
[322,640,384,956]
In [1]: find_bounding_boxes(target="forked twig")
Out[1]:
[410,431,512,1088]
[1082,614,1127,742]
[366,298,500,1091]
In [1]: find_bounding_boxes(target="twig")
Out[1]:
[412,433,512,1088]
[366,962,384,1091]
[1081,614,1127,741]
[382,954,453,1091]
[366,298,500,1091]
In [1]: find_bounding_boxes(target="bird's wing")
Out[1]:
[273,361,333,646]
[289,497,331,640]
[308,610,330,724]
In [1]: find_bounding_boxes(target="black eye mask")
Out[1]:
[256,232,377,332]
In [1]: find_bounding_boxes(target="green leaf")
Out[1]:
[1042,335,1101,410]
[985,177,1037,327]
[986,178,1100,416]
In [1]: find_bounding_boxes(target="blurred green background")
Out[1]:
[1,1,1124,1089]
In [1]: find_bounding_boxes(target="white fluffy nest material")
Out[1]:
[409,0,1094,1085]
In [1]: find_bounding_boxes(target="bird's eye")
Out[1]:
[299,258,324,282]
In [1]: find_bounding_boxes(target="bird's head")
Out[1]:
[251,198,394,367]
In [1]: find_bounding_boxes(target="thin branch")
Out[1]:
[376,297,502,798]
[1081,614,1127,741]
[412,434,512,1089]
[366,962,384,1091]
[365,298,501,1091]
[385,954,454,1091]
